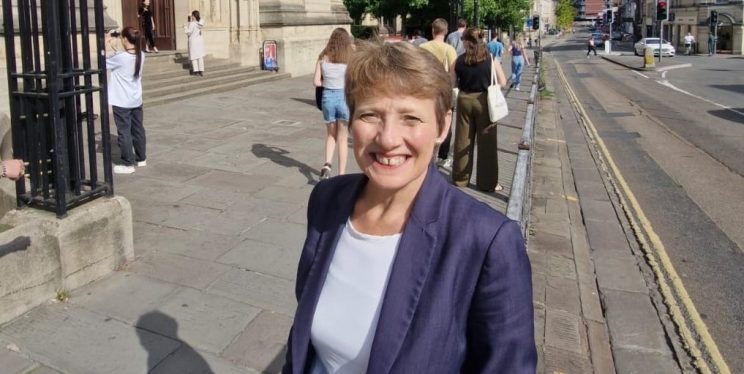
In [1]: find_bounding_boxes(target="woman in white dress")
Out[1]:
[184,10,205,76]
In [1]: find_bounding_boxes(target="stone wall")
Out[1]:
[0,196,134,325]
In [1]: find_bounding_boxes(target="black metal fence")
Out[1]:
[2,0,114,217]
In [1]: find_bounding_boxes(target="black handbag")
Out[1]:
[315,86,323,111]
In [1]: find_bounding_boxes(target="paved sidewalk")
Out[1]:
[0,65,558,373]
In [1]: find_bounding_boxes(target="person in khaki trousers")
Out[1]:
[450,27,507,192]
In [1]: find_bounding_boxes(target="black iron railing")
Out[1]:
[2,0,113,217]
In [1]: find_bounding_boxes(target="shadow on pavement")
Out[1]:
[291,97,318,108]
[266,347,288,372]
[709,84,744,94]
[708,108,744,123]
[252,143,318,185]
[136,311,214,373]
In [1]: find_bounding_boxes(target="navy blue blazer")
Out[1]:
[284,165,536,373]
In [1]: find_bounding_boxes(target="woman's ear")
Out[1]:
[437,109,453,143]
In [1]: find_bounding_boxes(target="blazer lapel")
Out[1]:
[367,165,447,373]
[290,176,367,372]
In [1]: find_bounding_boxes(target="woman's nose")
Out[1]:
[375,121,402,150]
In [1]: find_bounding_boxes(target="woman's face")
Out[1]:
[144,0,150,5]
[352,94,450,194]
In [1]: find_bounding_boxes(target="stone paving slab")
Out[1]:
[138,287,261,354]
[0,347,37,374]
[71,272,180,324]
[0,304,180,374]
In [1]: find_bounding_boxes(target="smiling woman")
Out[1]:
[282,41,537,374]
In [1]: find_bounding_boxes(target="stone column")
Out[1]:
[259,0,351,76]
[230,0,262,66]
[733,25,743,54]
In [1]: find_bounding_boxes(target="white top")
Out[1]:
[684,34,695,44]
[106,51,144,108]
[185,19,205,60]
[321,61,347,90]
[310,220,401,374]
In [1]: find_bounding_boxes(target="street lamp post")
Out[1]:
[474,0,480,27]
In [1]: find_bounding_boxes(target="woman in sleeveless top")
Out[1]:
[313,28,354,180]
[509,35,531,90]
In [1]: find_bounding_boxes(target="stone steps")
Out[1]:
[141,50,289,106]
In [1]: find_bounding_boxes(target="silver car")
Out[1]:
[634,38,675,57]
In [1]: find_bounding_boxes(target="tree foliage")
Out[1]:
[345,0,531,32]
[555,0,577,31]
[463,0,530,30]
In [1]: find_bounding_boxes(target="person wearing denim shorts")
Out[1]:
[313,28,354,180]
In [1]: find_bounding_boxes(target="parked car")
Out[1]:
[592,32,605,47]
[634,38,675,56]
[611,30,623,40]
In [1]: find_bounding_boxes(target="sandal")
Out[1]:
[320,163,332,180]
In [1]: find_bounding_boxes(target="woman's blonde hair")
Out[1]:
[345,41,452,131]
[320,28,353,64]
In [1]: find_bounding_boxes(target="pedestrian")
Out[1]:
[509,34,531,90]
[586,35,597,58]
[708,34,715,56]
[137,0,158,53]
[446,18,467,56]
[313,28,354,180]
[105,27,146,174]
[283,40,535,373]
[487,33,505,63]
[684,32,695,55]
[420,18,458,169]
[1,159,25,180]
[184,10,205,76]
[410,29,427,47]
[452,27,508,192]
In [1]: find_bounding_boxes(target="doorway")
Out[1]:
[121,0,176,51]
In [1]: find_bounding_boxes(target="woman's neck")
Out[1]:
[351,173,426,236]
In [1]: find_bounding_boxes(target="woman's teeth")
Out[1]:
[375,155,406,166]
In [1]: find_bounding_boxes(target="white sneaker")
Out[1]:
[137,160,147,167]
[114,165,135,174]
[515,85,521,91]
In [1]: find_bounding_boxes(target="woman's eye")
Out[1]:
[358,113,379,122]
[403,116,423,126]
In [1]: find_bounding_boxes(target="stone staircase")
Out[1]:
[142,51,290,106]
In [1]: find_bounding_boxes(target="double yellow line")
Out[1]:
[555,60,730,374]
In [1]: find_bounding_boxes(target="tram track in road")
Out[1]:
[554,59,732,374]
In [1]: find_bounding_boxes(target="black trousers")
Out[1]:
[587,45,597,56]
[113,105,146,166]
[143,23,156,49]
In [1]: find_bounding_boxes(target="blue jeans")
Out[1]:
[321,89,349,123]
[511,56,524,86]
[113,105,146,166]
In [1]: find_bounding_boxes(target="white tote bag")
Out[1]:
[487,59,508,122]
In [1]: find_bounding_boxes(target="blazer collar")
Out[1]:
[367,164,449,372]
[291,175,367,372]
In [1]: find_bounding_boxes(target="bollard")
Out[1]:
[644,47,655,69]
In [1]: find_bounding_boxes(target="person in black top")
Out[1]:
[450,27,507,192]
[138,0,158,53]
